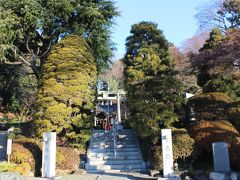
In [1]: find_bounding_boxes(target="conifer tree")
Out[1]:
[123,22,184,145]
[199,28,224,52]
[34,35,97,146]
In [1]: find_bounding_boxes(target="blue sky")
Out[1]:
[111,0,209,60]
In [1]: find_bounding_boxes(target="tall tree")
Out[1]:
[191,29,240,99]
[0,0,118,112]
[34,35,97,145]
[0,0,119,77]
[199,28,224,52]
[196,0,240,32]
[123,22,184,145]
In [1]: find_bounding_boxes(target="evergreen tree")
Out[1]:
[199,28,224,52]
[123,22,184,145]
[0,0,119,77]
[192,28,240,98]
[0,0,118,112]
[34,35,97,146]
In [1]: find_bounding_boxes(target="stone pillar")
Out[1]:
[161,129,174,178]
[94,116,97,126]
[7,139,12,162]
[212,142,230,173]
[117,93,121,123]
[42,132,56,178]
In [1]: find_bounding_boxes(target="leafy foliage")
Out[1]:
[203,76,240,100]
[123,22,185,168]
[169,46,199,93]
[34,35,97,146]
[11,136,81,176]
[189,120,240,170]
[124,22,184,142]
[148,129,196,171]
[0,0,118,115]
[0,0,118,73]
[196,0,240,31]
[0,65,37,113]
[10,162,31,176]
[191,29,240,95]
[98,60,125,92]
[0,162,17,172]
[199,28,224,52]
[188,92,232,121]
[172,129,196,161]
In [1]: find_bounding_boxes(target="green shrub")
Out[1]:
[0,162,31,175]
[0,162,16,172]
[11,137,42,176]
[11,136,81,176]
[8,133,15,139]
[203,76,240,100]
[172,129,196,160]
[11,150,30,164]
[55,147,80,174]
[150,145,163,171]
[56,151,65,165]
[10,162,31,176]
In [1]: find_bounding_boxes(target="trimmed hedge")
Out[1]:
[188,92,232,121]
[227,101,240,132]
[189,120,240,170]
[10,136,81,176]
[34,35,97,146]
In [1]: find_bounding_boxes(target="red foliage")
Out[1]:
[191,29,240,79]
[189,120,240,169]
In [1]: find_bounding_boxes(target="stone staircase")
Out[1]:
[0,131,7,161]
[86,129,146,172]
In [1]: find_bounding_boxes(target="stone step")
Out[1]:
[92,130,135,136]
[92,135,136,139]
[91,144,138,149]
[88,151,141,157]
[93,132,135,136]
[89,159,142,165]
[86,169,146,173]
[90,147,139,153]
[86,164,144,171]
[91,138,136,143]
[91,140,137,146]
[89,155,142,161]
[91,138,137,144]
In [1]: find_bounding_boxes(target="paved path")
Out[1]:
[0,131,7,161]
[23,172,156,180]
[56,173,156,180]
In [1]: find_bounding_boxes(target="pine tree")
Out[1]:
[199,28,224,52]
[123,22,184,144]
[34,35,97,146]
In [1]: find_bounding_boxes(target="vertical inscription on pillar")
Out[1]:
[42,132,56,178]
[161,129,174,178]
